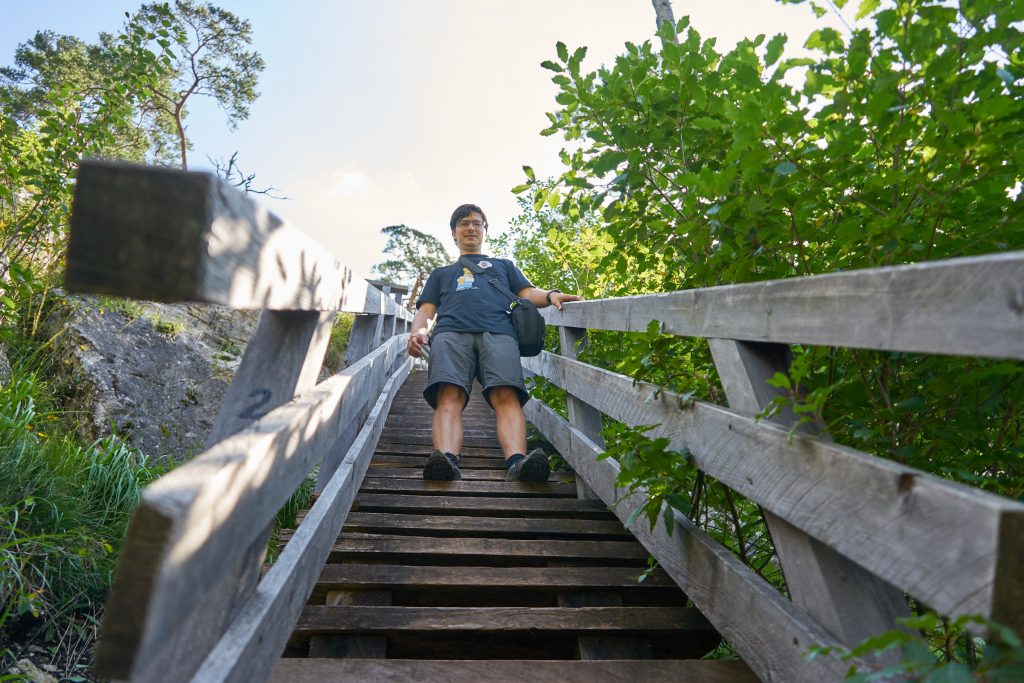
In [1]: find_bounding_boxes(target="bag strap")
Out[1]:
[458,256,519,303]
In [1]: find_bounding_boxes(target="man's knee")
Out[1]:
[435,383,468,409]
[488,385,522,411]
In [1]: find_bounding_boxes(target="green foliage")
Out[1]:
[809,613,1024,682]
[512,0,1023,522]
[323,312,354,372]
[373,224,452,308]
[0,3,184,319]
[505,2,1024,675]
[0,358,164,670]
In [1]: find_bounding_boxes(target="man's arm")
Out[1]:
[516,287,582,311]
[407,302,436,358]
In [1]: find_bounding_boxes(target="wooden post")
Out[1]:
[201,309,334,673]
[557,331,602,498]
[707,338,908,651]
[345,314,379,365]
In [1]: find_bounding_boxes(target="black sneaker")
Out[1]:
[506,448,550,482]
[423,450,461,480]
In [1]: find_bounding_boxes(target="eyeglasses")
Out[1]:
[457,220,485,229]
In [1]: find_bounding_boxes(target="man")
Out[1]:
[406,203,581,482]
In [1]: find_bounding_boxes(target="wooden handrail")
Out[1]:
[541,251,1024,360]
[68,160,412,319]
[65,161,413,683]
[522,351,1024,628]
[66,160,1023,682]
[523,249,1024,682]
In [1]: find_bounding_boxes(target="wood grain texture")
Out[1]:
[540,250,1024,359]
[342,512,631,538]
[709,338,910,651]
[355,477,577,497]
[558,327,603,500]
[353,493,608,515]
[524,400,854,682]
[327,533,648,563]
[188,358,411,683]
[66,160,411,319]
[206,310,335,447]
[269,658,759,683]
[315,564,674,590]
[94,335,407,681]
[522,351,1024,631]
[293,605,710,633]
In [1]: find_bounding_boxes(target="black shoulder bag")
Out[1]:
[459,256,545,357]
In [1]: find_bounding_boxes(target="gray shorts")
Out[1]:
[424,331,528,409]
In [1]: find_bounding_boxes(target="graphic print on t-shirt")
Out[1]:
[455,267,476,291]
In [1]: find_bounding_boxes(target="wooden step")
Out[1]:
[376,443,509,457]
[354,493,610,517]
[321,533,649,566]
[342,512,632,539]
[314,564,675,591]
[270,659,758,683]
[357,477,577,497]
[375,434,509,448]
[294,605,710,635]
[364,467,574,482]
[372,454,509,469]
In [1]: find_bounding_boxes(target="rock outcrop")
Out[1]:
[48,295,258,461]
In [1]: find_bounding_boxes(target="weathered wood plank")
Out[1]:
[356,477,577,497]
[559,327,603,500]
[187,358,411,683]
[524,400,864,682]
[370,455,506,469]
[269,658,759,683]
[343,512,631,538]
[327,533,648,563]
[363,466,574,482]
[541,251,1024,359]
[374,443,504,458]
[708,338,909,653]
[354,493,608,515]
[67,160,410,319]
[294,605,710,633]
[94,335,407,682]
[207,310,335,447]
[315,564,674,590]
[166,309,336,683]
[523,351,1024,631]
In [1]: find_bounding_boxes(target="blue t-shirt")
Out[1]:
[417,254,533,338]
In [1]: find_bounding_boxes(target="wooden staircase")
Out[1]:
[270,371,757,681]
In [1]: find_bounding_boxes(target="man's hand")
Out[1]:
[548,291,582,311]
[408,331,429,358]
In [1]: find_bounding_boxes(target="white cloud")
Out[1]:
[328,169,372,197]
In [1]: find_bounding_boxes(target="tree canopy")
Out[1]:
[374,224,452,308]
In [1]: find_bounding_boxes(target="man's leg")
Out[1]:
[487,386,528,458]
[433,383,468,455]
[488,385,550,483]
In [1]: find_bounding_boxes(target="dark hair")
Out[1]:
[450,204,488,231]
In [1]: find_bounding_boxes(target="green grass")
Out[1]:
[0,355,164,674]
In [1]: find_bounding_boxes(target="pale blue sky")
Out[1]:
[4,1,846,276]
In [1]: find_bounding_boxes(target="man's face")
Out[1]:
[453,211,486,252]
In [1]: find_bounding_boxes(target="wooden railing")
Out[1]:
[522,251,1024,682]
[66,161,414,683]
[67,159,1024,682]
